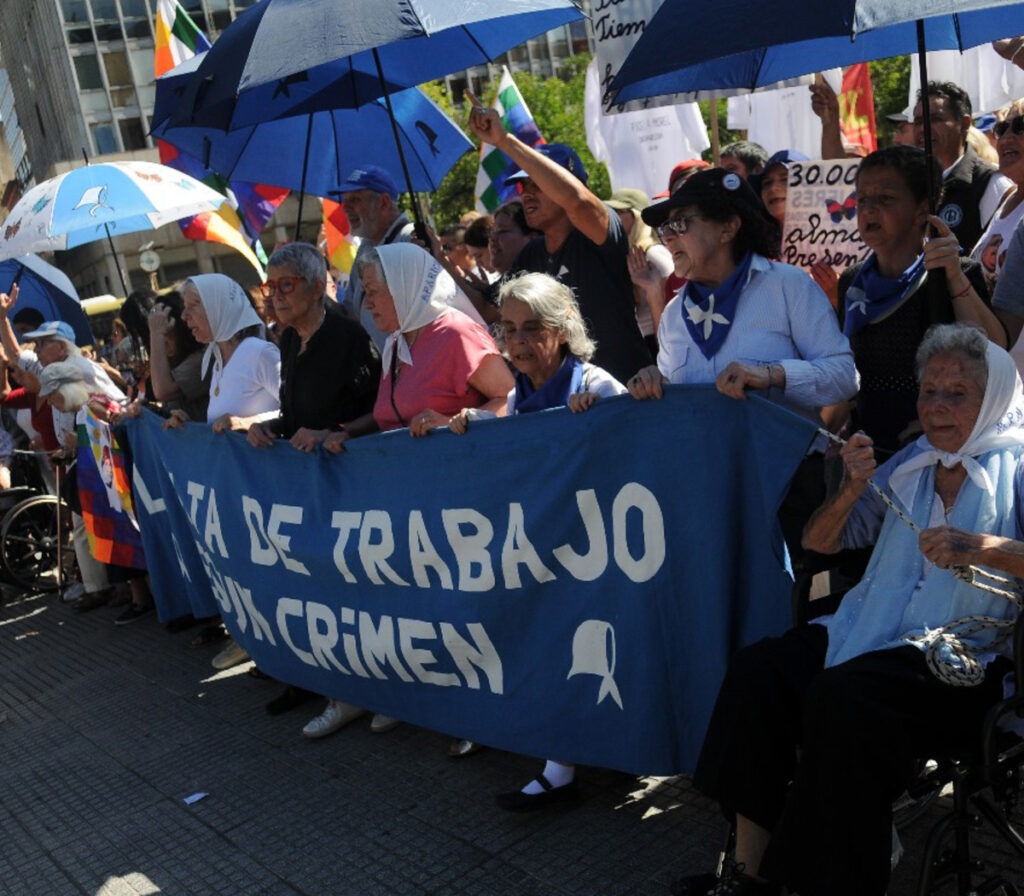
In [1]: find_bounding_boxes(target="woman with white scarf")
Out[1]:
[677,324,1024,896]
[166,274,280,433]
[299,244,512,742]
[166,274,280,670]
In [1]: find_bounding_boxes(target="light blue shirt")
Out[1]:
[656,255,859,422]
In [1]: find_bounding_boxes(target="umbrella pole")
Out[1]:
[916,20,936,216]
[294,114,314,241]
[372,48,425,237]
[710,98,721,166]
[104,224,130,296]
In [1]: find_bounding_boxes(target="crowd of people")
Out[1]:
[2,74,1024,896]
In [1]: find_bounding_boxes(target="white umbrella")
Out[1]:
[0,161,230,265]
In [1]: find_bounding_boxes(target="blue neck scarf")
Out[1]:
[513,355,584,414]
[843,252,926,337]
[682,252,754,359]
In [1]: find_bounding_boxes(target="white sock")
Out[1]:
[521,760,575,795]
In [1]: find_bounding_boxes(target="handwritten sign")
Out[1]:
[594,0,689,114]
[781,159,869,274]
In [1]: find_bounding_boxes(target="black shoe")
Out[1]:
[672,858,779,896]
[668,873,718,896]
[265,685,316,715]
[114,604,153,625]
[495,775,579,812]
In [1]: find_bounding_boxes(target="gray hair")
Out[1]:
[915,323,989,382]
[496,271,596,362]
[354,246,386,287]
[267,242,327,286]
[39,360,90,409]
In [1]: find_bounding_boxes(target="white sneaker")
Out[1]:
[370,713,401,734]
[211,639,250,670]
[302,700,367,739]
[61,582,86,603]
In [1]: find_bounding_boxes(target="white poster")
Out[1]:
[781,159,869,273]
[908,44,1024,115]
[585,62,709,198]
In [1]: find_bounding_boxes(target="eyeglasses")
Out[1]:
[657,214,703,239]
[259,276,302,298]
[994,115,1024,139]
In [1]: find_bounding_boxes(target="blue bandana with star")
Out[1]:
[682,252,754,359]
[843,252,926,337]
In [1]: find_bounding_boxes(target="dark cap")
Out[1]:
[506,143,589,186]
[641,167,765,229]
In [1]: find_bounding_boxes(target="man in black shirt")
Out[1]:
[466,92,651,384]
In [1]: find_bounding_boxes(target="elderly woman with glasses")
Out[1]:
[247,243,381,454]
[247,242,382,717]
[629,168,859,566]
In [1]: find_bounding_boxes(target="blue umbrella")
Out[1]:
[0,255,92,347]
[613,1,1024,102]
[166,0,584,130]
[162,0,583,232]
[152,54,473,197]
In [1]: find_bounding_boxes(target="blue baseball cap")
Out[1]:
[506,144,589,186]
[975,113,998,133]
[336,165,400,199]
[750,149,810,193]
[23,320,76,342]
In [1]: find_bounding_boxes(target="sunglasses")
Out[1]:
[657,213,703,240]
[994,115,1024,139]
[259,276,302,298]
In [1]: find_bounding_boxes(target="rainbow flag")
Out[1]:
[77,412,146,570]
[155,1,288,276]
[322,199,359,276]
[474,67,545,214]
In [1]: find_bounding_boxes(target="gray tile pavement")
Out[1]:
[0,587,1021,895]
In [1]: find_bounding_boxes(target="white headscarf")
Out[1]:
[376,244,486,373]
[889,340,1024,510]
[187,274,263,377]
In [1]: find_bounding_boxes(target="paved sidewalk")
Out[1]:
[0,587,1021,896]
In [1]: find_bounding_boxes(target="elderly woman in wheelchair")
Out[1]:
[676,323,1024,896]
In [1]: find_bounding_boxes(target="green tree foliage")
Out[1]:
[869,55,911,145]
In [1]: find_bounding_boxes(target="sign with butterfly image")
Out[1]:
[781,159,869,278]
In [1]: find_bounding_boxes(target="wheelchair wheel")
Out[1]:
[1,494,72,593]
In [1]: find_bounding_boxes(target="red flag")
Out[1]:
[839,63,877,154]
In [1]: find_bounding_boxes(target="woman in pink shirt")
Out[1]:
[299,244,513,742]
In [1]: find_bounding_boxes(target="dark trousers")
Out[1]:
[692,624,1009,896]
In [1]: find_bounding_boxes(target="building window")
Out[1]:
[60,0,89,23]
[90,122,119,154]
[74,54,105,90]
[569,21,590,55]
[110,87,135,108]
[94,23,123,40]
[118,118,147,150]
[121,0,152,38]
[210,0,232,30]
[103,51,133,87]
[66,27,95,44]
[90,0,119,19]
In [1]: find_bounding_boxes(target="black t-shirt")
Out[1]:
[270,305,381,438]
[510,209,651,383]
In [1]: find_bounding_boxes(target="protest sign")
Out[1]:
[782,159,870,274]
[126,387,816,775]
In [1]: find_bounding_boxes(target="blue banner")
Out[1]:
[126,387,816,775]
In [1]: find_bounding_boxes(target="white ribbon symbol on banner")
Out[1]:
[567,620,623,710]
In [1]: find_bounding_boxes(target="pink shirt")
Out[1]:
[373,311,500,432]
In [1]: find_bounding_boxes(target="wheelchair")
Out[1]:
[798,552,1024,896]
[0,448,74,594]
